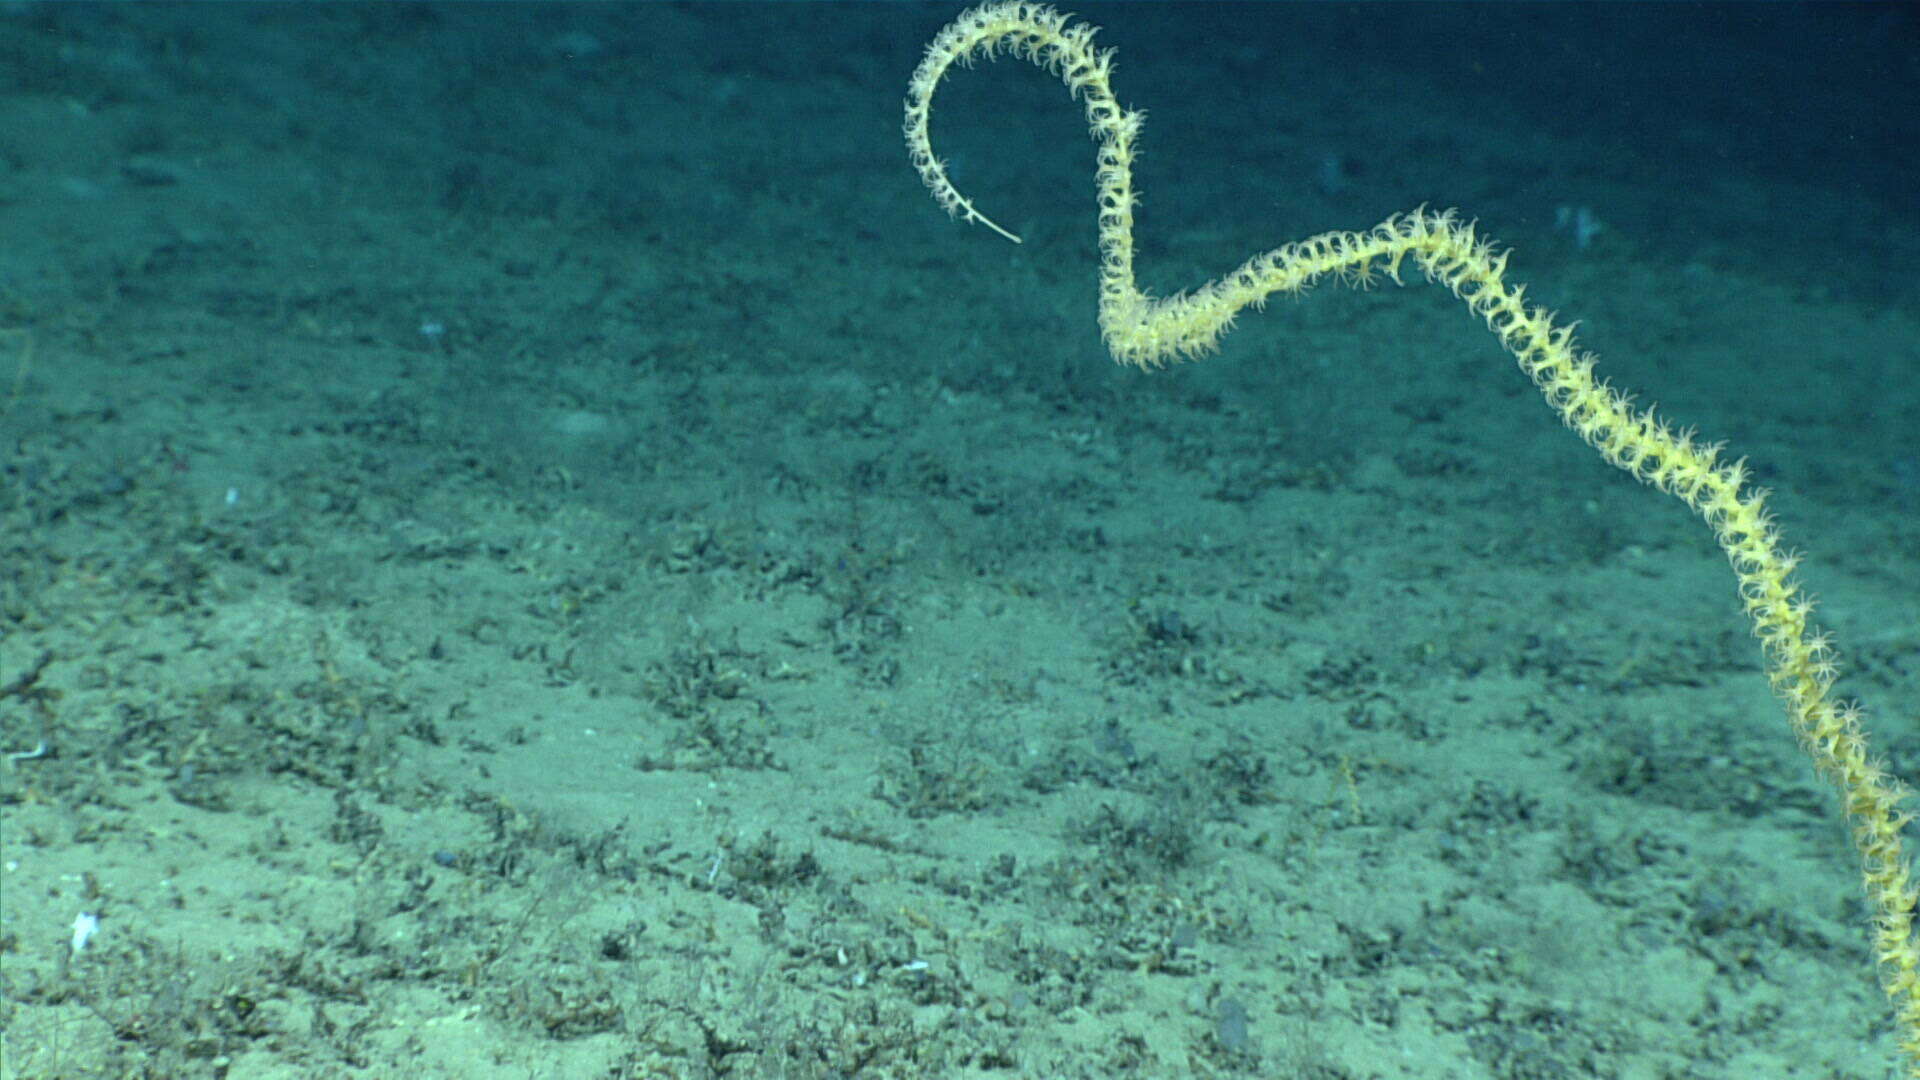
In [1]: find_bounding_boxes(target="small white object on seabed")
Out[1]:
[70,911,98,955]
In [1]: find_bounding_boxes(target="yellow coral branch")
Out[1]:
[907,2,1920,1071]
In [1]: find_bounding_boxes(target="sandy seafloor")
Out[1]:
[1,4,1917,1078]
